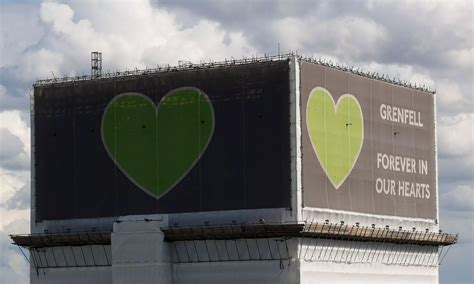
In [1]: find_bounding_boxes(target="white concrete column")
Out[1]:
[111,215,171,284]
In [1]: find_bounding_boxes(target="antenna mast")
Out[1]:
[91,51,102,77]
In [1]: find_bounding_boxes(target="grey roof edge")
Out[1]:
[33,53,435,94]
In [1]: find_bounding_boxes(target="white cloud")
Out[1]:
[435,80,467,112]
[445,48,474,73]
[442,185,474,212]
[0,110,30,157]
[19,48,64,83]
[0,217,29,284]
[438,113,474,158]
[0,109,30,282]
[0,4,43,69]
[0,207,29,233]
[437,113,473,190]
[30,0,257,78]
[0,169,29,206]
[362,61,434,86]
[0,110,30,172]
[0,84,30,111]
[0,129,23,158]
[40,2,78,33]
[272,15,388,61]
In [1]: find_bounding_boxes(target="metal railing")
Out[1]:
[10,221,456,273]
[33,53,435,94]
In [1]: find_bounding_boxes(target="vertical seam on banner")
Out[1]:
[196,90,202,210]
[391,86,397,216]
[347,75,353,212]
[370,81,375,214]
[324,69,329,209]
[199,89,202,211]
[30,88,36,225]
[296,59,302,219]
[72,84,78,218]
[155,92,159,212]
[242,70,247,209]
[113,80,118,217]
[155,91,160,263]
[434,90,439,223]
[412,90,418,218]
[290,56,302,220]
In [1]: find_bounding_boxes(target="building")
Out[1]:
[11,54,457,283]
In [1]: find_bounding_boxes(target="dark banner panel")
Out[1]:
[34,61,291,220]
[301,61,436,219]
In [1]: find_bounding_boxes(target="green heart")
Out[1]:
[306,87,364,189]
[101,87,214,198]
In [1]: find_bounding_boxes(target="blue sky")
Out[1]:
[0,1,472,283]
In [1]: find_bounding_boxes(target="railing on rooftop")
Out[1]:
[33,53,435,94]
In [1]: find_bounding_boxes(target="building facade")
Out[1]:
[12,55,456,283]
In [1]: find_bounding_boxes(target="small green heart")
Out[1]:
[101,87,214,198]
[306,87,364,189]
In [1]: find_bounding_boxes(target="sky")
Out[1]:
[0,0,472,283]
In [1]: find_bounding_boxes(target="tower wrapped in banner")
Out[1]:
[11,54,456,284]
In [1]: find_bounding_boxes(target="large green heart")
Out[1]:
[101,87,214,198]
[306,87,364,189]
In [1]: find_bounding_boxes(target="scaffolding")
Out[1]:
[161,222,457,246]
[11,231,111,276]
[10,221,457,274]
[12,231,110,248]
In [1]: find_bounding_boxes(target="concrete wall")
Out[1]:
[30,267,112,284]
[111,215,172,284]
[300,261,438,284]
[173,261,299,284]
[30,214,439,284]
